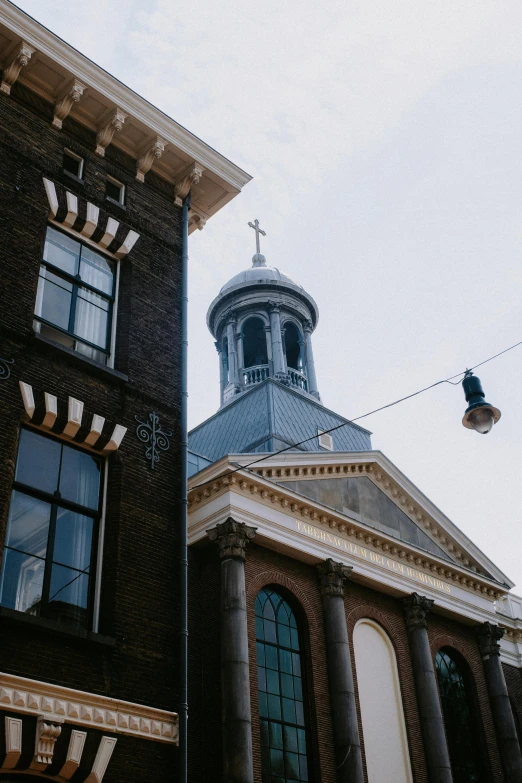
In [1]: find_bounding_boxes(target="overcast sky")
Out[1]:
[16,0,522,591]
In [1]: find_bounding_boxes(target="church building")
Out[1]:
[187,229,522,783]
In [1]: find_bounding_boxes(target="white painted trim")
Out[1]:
[63,397,83,437]
[82,203,100,239]
[19,381,35,418]
[0,673,178,744]
[4,716,22,769]
[99,217,119,249]
[59,730,87,780]
[84,736,117,783]
[103,424,127,453]
[84,414,106,447]
[107,257,120,369]
[42,392,57,429]
[92,459,108,634]
[42,178,58,218]
[64,191,78,227]
[114,229,139,259]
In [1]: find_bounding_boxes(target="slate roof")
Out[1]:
[188,378,372,462]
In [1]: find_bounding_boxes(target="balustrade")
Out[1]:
[243,365,270,387]
[288,368,308,391]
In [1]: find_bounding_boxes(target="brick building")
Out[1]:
[187,234,522,783]
[0,1,249,779]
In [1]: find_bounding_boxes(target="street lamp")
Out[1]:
[462,371,501,434]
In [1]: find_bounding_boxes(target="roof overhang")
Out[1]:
[0,1,252,231]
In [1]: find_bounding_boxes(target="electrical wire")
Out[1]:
[190,338,522,491]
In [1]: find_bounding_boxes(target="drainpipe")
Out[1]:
[179,192,191,783]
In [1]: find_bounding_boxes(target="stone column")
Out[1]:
[317,559,364,783]
[226,315,239,387]
[215,341,225,402]
[268,302,286,378]
[303,320,320,399]
[264,325,273,376]
[208,518,257,783]
[475,623,522,781]
[403,593,453,783]
[236,330,244,386]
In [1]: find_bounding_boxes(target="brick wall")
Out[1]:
[0,81,182,780]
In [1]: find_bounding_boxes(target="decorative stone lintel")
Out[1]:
[52,79,86,129]
[136,136,168,182]
[31,715,63,769]
[174,163,204,206]
[207,517,257,561]
[96,108,127,156]
[316,558,353,597]
[475,622,504,659]
[0,41,35,95]
[403,592,434,631]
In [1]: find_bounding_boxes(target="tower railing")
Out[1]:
[288,368,308,391]
[243,364,270,387]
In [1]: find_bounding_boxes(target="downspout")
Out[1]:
[179,192,191,783]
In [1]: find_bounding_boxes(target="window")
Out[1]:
[317,429,333,451]
[243,317,268,368]
[34,226,115,365]
[436,648,483,783]
[0,429,102,630]
[255,587,310,783]
[283,323,302,371]
[106,176,125,205]
[63,149,84,180]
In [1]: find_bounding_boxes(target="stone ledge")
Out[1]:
[0,672,178,745]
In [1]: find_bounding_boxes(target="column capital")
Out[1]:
[207,517,257,561]
[226,310,237,326]
[303,319,313,334]
[317,559,353,597]
[403,592,434,630]
[268,301,280,314]
[475,622,504,659]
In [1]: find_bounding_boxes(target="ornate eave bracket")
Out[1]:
[96,108,127,157]
[52,78,87,129]
[0,41,35,95]
[136,136,168,182]
[174,163,204,206]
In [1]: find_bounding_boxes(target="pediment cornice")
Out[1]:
[188,455,508,600]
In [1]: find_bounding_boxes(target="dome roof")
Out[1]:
[220,254,303,293]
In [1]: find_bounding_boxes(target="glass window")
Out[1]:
[106,177,125,205]
[0,430,102,629]
[255,587,310,783]
[63,149,84,179]
[436,648,484,783]
[35,227,115,365]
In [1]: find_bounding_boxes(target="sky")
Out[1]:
[14,0,522,590]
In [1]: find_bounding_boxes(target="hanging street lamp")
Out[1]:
[461,371,501,434]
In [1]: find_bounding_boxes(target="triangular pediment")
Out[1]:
[245,450,511,587]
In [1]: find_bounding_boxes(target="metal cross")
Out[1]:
[248,219,266,254]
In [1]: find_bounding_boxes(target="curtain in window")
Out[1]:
[255,587,310,783]
[435,648,483,783]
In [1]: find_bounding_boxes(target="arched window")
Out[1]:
[243,317,268,368]
[283,322,302,371]
[435,647,483,783]
[255,587,310,783]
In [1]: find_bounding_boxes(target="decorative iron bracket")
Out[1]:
[135,411,172,469]
[0,356,14,380]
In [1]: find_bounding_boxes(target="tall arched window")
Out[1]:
[435,647,483,783]
[243,317,268,368]
[255,587,310,783]
[283,322,302,371]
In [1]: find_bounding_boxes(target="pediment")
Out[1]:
[247,451,511,587]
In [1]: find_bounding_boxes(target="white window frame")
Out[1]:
[318,429,333,451]
[63,148,84,180]
[106,175,125,206]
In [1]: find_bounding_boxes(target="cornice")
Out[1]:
[188,465,507,601]
[0,672,178,744]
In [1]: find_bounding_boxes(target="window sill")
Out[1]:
[0,606,116,646]
[105,196,126,210]
[63,171,85,186]
[33,332,128,384]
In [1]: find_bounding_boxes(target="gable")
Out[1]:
[278,476,455,563]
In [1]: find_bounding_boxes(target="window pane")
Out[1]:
[48,564,89,628]
[43,227,80,275]
[53,507,93,571]
[15,429,61,494]
[5,490,51,556]
[74,288,109,350]
[37,267,73,331]
[59,445,101,510]
[80,246,114,295]
[0,548,45,614]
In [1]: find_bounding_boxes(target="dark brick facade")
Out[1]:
[0,79,182,779]
[189,540,521,783]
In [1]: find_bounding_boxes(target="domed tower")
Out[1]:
[207,220,321,406]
